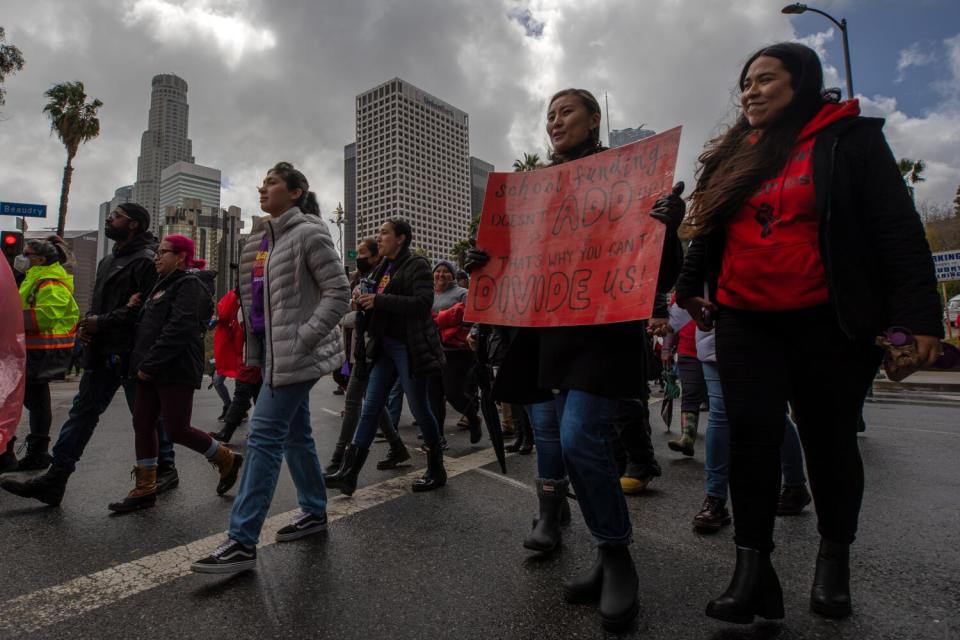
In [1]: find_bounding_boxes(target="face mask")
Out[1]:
[356,257,372,274]
[104,225,127,241]
[13,255,31,273]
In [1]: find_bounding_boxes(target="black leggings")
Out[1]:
[677,355,706,412]
[716,305,880,552]
[427,349,479,434]
[23,382,52,440]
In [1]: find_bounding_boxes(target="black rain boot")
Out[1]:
[505,424,526,453]
[156,459,180,494]
[0,437,18,474]
[563,550,603,604]
[517,417,534,455]
[810,538,852,619]
[523,478,569,552]
[376,441,411,470]
[324,444,368,497]
[0,463,71,506]
[412,444,447,492]
[325,442,345,475]
[706,547,785,624]
[17,435,53,471]
[598,544,640,632]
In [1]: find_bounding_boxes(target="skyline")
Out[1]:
[1,0,959,242]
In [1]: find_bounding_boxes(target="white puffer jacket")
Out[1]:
[240,207,350,386]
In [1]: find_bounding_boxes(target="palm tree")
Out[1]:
[0,27,25,111]
[43,81,103,236]
[898,158,926,201]
[512,152,542,172]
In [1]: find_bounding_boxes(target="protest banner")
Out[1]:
[465,127,681,327]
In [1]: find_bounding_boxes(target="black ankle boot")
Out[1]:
[518,419,533,455]
[324,443,345,475]
[376,441,411,470]
[598,544,640,632]
[324,445,368,497]
[706,547,784,624]
[0,437,18,474]
[563,550,603,604]
[505,426,526,453]
[0,463,71,506]
[523,478,568,552]
[810,538,851,619]
[210,421,240,444]
[412,444,447,492]
[17,435,52,471]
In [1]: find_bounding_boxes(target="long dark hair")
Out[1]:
[547,88,602,164]
[687,43,840,237]
[269,161,321,215]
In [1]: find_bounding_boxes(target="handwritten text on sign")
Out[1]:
[465,127,681,327]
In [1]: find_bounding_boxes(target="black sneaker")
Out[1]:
[777,484,812,516]
[191,539,257,574]
[275,510,328,542]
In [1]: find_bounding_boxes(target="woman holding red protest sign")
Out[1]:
[677,43,942,624]
[467,88,685,632]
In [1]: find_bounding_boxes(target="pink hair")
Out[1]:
[162,234,205,270]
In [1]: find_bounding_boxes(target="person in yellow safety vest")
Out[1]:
[12,239,80,471]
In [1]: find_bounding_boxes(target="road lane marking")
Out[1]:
[320,407,341,416]
[0,447,504,635]
[474,466,535,493]
[863,425,960,436]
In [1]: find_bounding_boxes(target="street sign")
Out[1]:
[932,249,960,283]
[0,202,47,218]
[346,250,358,260]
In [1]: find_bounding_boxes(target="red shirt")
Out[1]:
[717,100,861,311]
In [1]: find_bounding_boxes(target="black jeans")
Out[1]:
[23,382,52,441]
[716,305,881,552]
[224,379,262,426]
[427,349,480,437]
[677,355,706,412]
[51,356,175,473]
[612,389,661,478]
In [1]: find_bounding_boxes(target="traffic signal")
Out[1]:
[2,230,24,268]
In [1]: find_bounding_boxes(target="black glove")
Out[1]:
[464,238,490,273]
[649,181,685,235]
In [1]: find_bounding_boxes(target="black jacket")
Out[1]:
[676,116,943,340]
[86,232,159,366]
[365,248,445,375]
[492,145,685,402]
[130,269,215,388]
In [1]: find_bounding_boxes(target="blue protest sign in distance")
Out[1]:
[0,202,47,218]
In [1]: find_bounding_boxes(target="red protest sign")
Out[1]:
[465,126,681,327]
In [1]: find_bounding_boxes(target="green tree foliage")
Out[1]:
[0,27,25,110]
[43,81,103,236]
[512,152,543,172]
[898,158,926,201]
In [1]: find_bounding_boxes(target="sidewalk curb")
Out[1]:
[873,380,960,394]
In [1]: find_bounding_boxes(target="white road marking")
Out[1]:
[0,448,504,635]
[863,425,959,437]
[320,407,341,416]
[474,466,534,493]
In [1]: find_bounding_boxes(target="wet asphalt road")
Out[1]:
[0,377,958,640]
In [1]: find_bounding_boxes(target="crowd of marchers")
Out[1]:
[0,41,947,635]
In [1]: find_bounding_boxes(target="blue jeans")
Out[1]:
[781,415,807,487]
[211,373,232,408]
[525,390,630,545]
[353,339,439,448]
[702,361,807,498]
[228,378,326,546]
[52,357,174,473]
[386,379,404,430]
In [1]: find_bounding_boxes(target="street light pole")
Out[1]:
[781,3,854,99]
[329,202,345,261]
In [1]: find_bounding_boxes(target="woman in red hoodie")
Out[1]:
[677,43,943,624]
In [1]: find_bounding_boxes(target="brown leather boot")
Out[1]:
[108,465,158,513]
[210,444,244,495]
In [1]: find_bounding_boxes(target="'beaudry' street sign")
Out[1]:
[932,249,960,283]
[0,202,47,218]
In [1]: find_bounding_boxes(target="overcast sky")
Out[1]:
[1,0,959,241]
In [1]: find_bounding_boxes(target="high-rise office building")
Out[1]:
[97,185,133,261]
[133,74,195,234]
[609,127,656,148]
[343,142,357,269]
[159,162,221,211]
[159,198,242,298]
[355,78,471,263]
[469,157,494,220]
